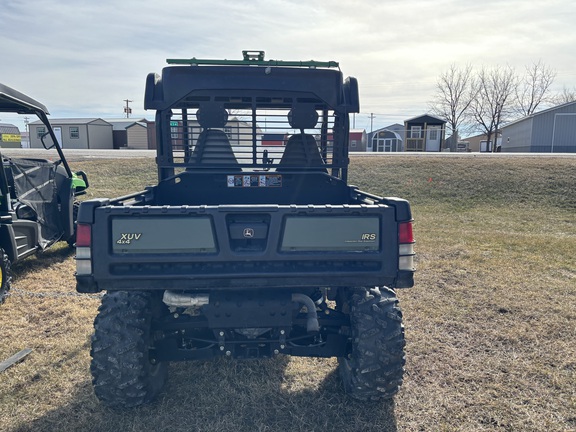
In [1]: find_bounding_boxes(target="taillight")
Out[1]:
[75,224,92,275]
[398,221,415,271]
[76,224,91,247]
[399,222,414,244]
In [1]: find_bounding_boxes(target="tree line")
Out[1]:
[429,61,576,151]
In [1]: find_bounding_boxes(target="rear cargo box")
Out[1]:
[84,203,401,291]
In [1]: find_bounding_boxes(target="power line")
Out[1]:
[368,113,375,133]
[123,99,133,118]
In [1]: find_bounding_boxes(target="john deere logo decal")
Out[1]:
[116,233,142,245]
[243,228,255,238]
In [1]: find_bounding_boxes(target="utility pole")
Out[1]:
[123,99,133,118]
[369,113,375,133]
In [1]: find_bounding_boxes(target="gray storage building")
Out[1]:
[105,118,149,149]
[501,101,576,153]
[126,122,149,149]
[367,126,404,152]
[29,118,113,149]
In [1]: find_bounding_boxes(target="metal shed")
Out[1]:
[126,122,149,149]
[501,101,576,153]
[105,118,148,149]
[28,118,113,149]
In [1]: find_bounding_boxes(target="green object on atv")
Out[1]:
[72,171,89,193]
[167,50,339,69]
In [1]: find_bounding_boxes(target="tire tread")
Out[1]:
[339,286,406,401]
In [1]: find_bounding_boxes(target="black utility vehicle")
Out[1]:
[76,51,415,407]
[0,83,88,303]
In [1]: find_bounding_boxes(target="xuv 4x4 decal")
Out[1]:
[116,233,143,245]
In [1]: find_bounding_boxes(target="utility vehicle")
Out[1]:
[0,83,88,303]
[75,51,415,407]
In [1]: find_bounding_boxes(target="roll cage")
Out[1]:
[0,83,73,178]
[144,52,360,183]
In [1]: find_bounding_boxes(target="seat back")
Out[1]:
[278,104,326,172]
[192,129,239,167]
[190,104,240,169]
[278,134,326,171]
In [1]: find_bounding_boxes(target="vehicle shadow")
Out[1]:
[10,243,74,280]
[11,357,398,432]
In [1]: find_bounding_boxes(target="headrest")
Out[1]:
[288,104,318,129]
[196,104,229,128]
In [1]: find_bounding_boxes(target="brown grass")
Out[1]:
[1,155,575,431]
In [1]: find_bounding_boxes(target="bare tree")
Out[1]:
[471,66,517,152]
[552,85,576,105]
[429,64,477,150]
[515,60,556,117]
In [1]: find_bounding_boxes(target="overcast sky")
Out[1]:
[1,0,575,133]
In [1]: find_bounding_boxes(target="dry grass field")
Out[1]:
[0,155,574,432]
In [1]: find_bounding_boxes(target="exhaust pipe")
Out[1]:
[163,291,209,308]
[292,293,320,333]
[163,291,319,334]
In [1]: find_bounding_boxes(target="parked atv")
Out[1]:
[76,51,414,407]
[0,83,88,303]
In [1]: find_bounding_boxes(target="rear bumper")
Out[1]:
[76,273,408,293]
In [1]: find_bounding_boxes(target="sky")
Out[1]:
[1,0,575,134]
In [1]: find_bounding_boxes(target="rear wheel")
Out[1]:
[338,286,405,401]
[0,248,12,304]
[90,291,168,407]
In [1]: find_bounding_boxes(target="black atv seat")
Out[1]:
[189,104,241,170]
[192,129,241,168]
[277,104,326,172]
[277,134,327,172]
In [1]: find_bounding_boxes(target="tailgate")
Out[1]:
[77,202,409,291]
